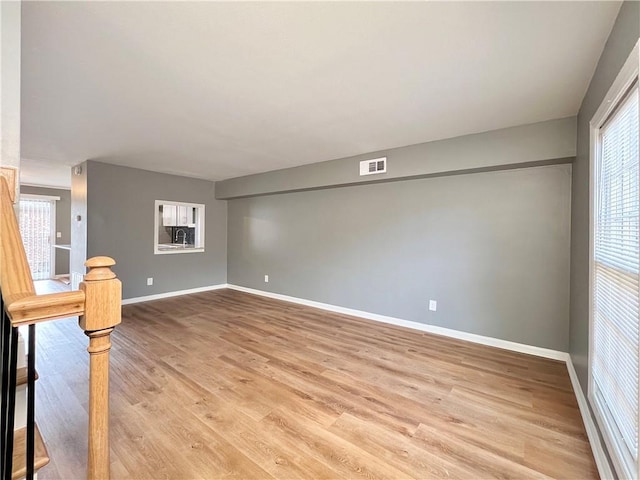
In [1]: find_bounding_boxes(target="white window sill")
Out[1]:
[154,245,205,255]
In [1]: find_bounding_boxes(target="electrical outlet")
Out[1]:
[147,277,153,286]
[264,275,269,283]
[429,300,437,311]
[56,232,62,238]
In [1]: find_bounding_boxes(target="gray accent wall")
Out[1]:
[21,185,71,275]
[217,117,576,199]
[570,0,639,395]
[78,161,227,299]
[228,164,571,351]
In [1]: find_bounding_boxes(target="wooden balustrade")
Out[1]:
[0,176,121,480]
[80,257,121,480]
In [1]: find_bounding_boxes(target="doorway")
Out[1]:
[19,195,57,280]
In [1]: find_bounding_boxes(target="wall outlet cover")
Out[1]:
[264,275,269,283]
[429,300,437,311]
[147,277,153,286]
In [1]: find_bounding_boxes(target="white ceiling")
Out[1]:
[20,1,621,188]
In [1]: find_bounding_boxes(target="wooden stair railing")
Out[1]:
[0,176,121,480]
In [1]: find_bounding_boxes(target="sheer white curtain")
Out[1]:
[19,198,54,281]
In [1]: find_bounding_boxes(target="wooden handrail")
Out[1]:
[1,178,36,302]
[1,176,88,327]
[0,176,121,480]
[6,291,86,326]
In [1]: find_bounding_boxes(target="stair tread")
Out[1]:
[11,424,50,480]
[16,367,39,387]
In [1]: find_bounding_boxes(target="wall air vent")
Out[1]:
[359,157,387,176]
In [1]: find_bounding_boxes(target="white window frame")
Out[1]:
[153,199,205,255]
[589,40,640,480]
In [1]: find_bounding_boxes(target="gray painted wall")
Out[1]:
[217,117,576,199]
[570,0,639,394]
[21,185,71,275]
[84,161,227,299]
[70,161,88,287]
[228,164,571,351]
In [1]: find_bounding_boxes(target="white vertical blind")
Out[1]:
[593,84,639,472]
[19,198,53,281]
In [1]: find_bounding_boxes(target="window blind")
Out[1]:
[593,84,639,469]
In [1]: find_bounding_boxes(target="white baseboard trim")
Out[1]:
[227,284,569,362]
[122,283,228,305]
[566,358,614,480]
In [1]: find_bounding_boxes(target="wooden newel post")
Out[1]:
[79,256,122,480]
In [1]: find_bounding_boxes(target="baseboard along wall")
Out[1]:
[121,284,227,305]
[227,284,568,361]
[565,359,615,480]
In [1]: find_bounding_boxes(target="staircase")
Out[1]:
[10,340,49,480]
[0,176,122,480]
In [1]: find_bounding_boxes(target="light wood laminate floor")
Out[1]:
[32,284,597,479]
